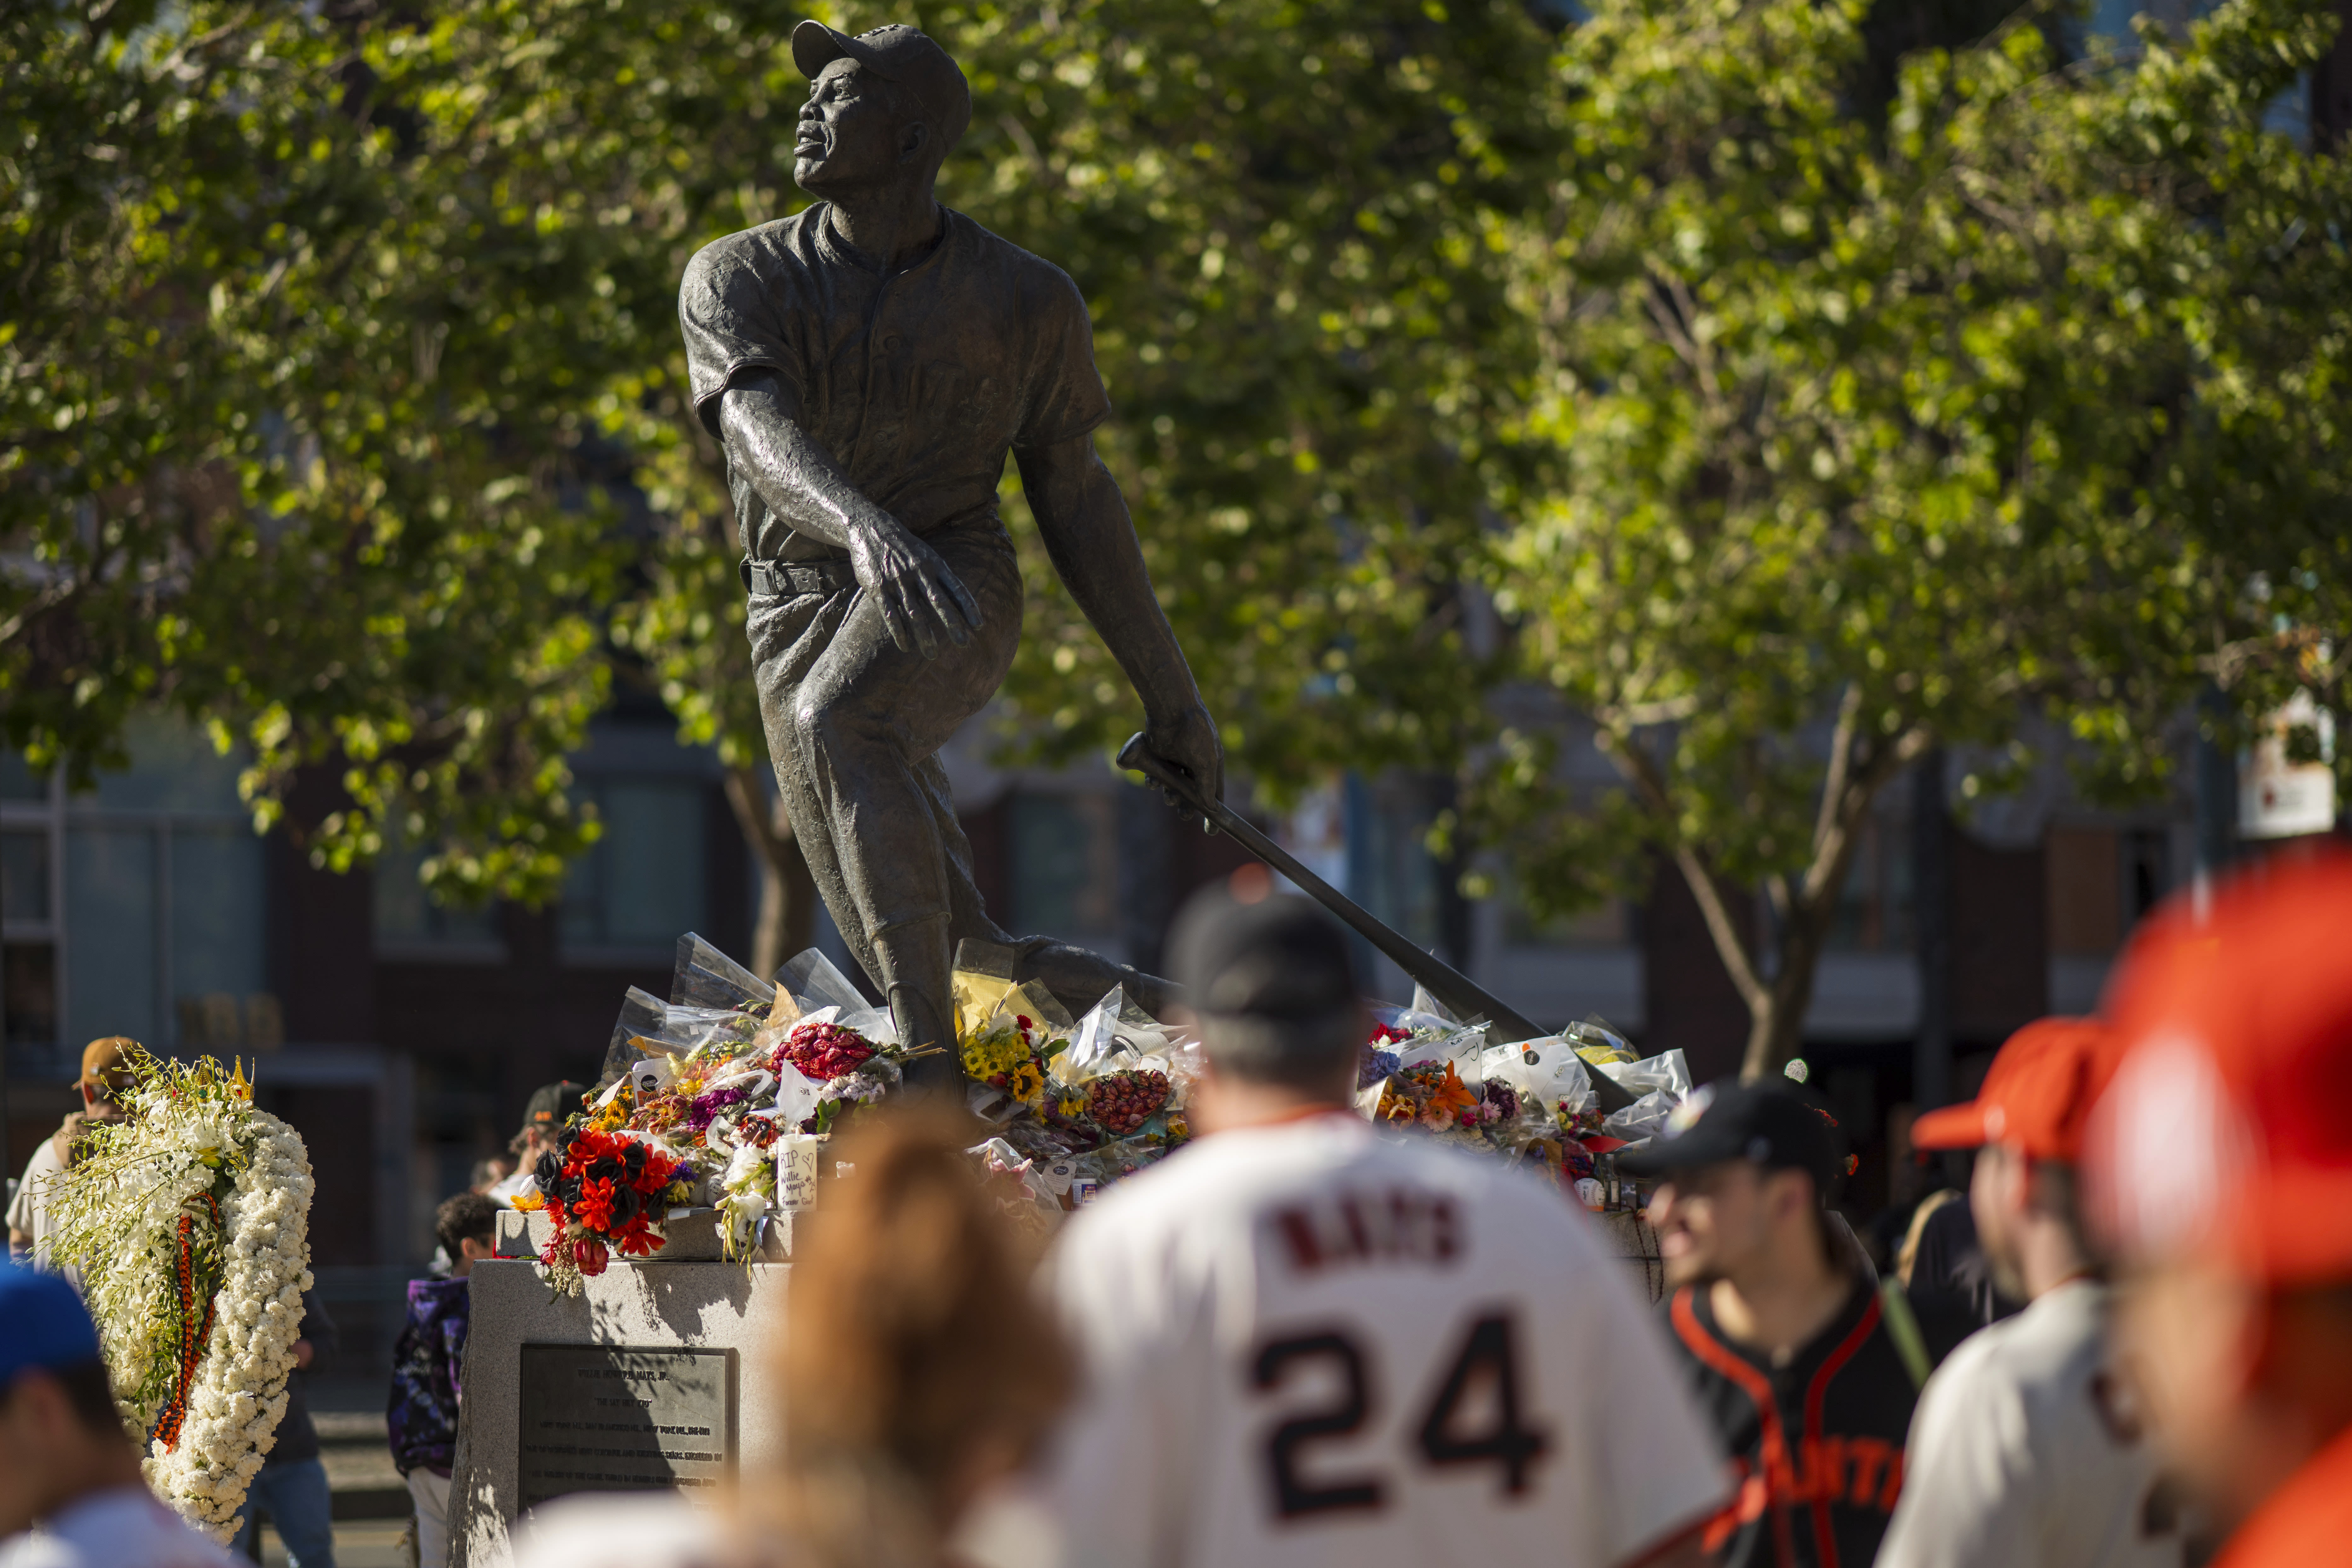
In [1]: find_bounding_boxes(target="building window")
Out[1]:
[1825,817,1915,952]
[2047,824,2171,957]
[2,811,58,1047]
[561,778,710,955]
[1008,791,1119,940]
[373,842,502,955]
[2121,827,2171,927]
[4,719,275,1055]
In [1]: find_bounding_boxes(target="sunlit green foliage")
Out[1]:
[1470,0,2352,1073]
[2,1,629,900]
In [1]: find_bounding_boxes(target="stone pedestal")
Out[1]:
[493,1206,803,1264]
[448,1256,789,1568]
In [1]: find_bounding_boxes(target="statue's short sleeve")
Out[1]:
[1013,266,1113,450]
[678,238,801,439]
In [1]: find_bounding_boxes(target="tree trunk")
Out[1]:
[1741,911,1829,1082]
[722,764,815,981]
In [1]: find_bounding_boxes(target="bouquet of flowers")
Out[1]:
[46,1050,313,1541]
[960,996,1068,1116]
[1375,1060,1485,1134]
[1358,1023,1407,1089]
[518,1126,692,1294]
[1085,1069,1170,1137]
[946,960,1200,1204]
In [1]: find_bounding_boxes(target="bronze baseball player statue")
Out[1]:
[679,20,1223,1084]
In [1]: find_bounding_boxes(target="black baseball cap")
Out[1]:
[521,1080,587,1135]
[1617,1080,1846,1201]
[792,21,974,154]
[1169,889,1357,1023]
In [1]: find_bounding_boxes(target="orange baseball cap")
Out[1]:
[1912,1016,2112,1163]
[2084,847,2352,1285]
[73,1036,138,1092]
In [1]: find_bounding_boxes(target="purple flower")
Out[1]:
[686,1086,748,1134]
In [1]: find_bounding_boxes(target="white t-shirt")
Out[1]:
[1041,1113,1727,1568]
[1875,1280,2184,1568]
[7,1137,66,1265]
[0,1484,242,1568]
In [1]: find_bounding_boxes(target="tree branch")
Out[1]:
[1812,681,1862,866]
[1598,726,1769,1012]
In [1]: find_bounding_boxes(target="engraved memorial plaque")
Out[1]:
[517,1345,736,1510]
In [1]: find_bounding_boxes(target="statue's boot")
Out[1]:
[873,916,962,1098]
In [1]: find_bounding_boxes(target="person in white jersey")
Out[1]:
[1042,888,1727,1568]
[1874,1017,2186,1568]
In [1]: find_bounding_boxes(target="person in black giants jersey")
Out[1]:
[1620,1083,1918,1568]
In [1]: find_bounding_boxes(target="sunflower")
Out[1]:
[1007,1060,1045,1106]
[961,1022,1032,1081]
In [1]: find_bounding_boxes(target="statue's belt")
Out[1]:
[740,556,859,597]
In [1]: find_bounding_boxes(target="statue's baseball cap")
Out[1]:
[1912,1016,2112,1163]
[792,21,973,153]
[2084,848,2352,1284]
[1617,1080,1847,1201]
[0,1263,101,1386]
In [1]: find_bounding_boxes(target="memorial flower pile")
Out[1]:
[47,1050,314,1541]
[514,937,963,1276]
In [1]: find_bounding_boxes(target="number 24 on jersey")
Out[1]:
[1251,1308,1552,1521]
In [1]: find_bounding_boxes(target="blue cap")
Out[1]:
[0,1263,101,1384]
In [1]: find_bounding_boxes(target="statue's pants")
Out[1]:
[746,516,1160,1020]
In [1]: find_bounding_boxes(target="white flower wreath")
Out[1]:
[49,1055,315,1541]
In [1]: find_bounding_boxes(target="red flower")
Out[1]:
[573,1237,609,1276]
[574,1175,618,1232]
[614,1215,665,1257]
[629,1154,677,1197]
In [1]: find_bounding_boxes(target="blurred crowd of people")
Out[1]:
[4,850,2350,1568]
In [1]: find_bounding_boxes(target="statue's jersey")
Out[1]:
[1040,1113,1729,1568]
[678,204,1111,563]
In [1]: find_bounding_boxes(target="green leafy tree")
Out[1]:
[2,0,620,900]
[1469,0,2352,1076]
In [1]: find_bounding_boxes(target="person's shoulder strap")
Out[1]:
[1877,1275,1934,1390]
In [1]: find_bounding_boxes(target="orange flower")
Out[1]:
[1421,1063,1477,1130]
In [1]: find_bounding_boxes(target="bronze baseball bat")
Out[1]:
[1119,733,1636,1115]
